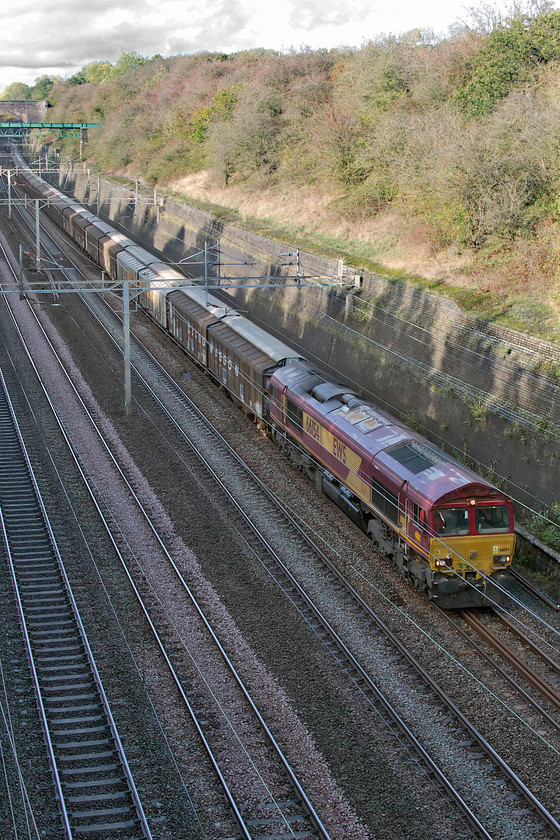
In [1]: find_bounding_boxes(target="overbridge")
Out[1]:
[0,99,48,121]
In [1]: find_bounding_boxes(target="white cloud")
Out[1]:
[0,0,556,92]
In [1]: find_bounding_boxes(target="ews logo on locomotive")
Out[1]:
[304,413,349,466]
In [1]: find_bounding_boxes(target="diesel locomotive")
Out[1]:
[9,149,515,608]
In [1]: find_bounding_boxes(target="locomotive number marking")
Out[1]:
[304,414,322,442]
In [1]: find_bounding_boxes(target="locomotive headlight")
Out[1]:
[493,554,511,564]
[435,557,453,569]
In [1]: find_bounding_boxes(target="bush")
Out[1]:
[456,10,560,117]
[523,503,560,551]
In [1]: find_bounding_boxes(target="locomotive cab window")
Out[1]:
[475,505,511,534]
[434,507,469,536]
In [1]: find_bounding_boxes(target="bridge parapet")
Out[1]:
[0,100,48,121]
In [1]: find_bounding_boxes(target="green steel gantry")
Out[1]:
[0,122,97,139]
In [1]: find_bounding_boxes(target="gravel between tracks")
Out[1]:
[1,218,559,839]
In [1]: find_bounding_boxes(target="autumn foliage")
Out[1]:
[6,7,560,296]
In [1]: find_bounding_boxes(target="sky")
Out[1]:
[0,0,555,94]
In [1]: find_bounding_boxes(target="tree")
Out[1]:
[344,36,414,121]
[83,61,114,84]
[190,86,240,144]
[455,89,559,245]
[113,52,146,77]
[30,76,54,100]
[0,82,31,100]
[464,0,554,33]
[208,88,286,184]
[67,69,87,86]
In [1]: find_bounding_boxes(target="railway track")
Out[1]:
[70,281,560,838]
[451,607,560,729]
[510,565,560,611]
[4,180,560,838]
[0,232,334,840]
[0,369,152,840]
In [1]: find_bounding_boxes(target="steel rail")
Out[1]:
[60,251,560,839]
[1,236,332,840]
[0,367,153,840]
[8,175,560,837]
[6,201,489,839]
[510,566,560,611]
[108,307,560,838]
[494,608,560,674]
[460,609,560,713]
[439,608,560,734]
[76,289,504,839]
[0,512,73,837]
[0,283,281,839]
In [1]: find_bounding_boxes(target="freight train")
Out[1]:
[9,148,515,608]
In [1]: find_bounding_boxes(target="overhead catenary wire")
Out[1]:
[6,153,559,624]
[42,161,560,448]
[4,166,560,788]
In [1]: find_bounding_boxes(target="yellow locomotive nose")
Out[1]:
[430,534,514,577]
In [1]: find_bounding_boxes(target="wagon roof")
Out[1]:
[70,211,98,231]
[62,203,90,218]
[217,314,300,363]
[149,264,188,282]
[117,250,150,274]
[102,231,135,250]
[167,286,230,319]
[84,220,115,237]
[123,243,163,267]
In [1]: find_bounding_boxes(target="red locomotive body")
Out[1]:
[269,362,514,607]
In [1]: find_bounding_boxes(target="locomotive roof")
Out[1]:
[272,362,500,506]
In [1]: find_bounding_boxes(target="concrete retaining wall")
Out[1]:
[59,166,560,521]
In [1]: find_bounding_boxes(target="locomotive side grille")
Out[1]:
[387,441,440,475]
